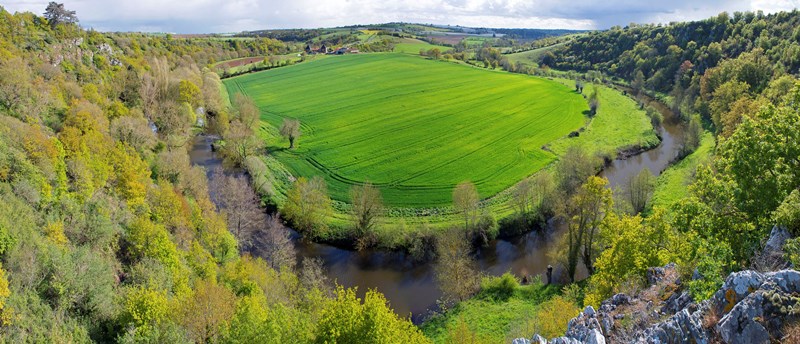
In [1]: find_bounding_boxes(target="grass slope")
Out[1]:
[421,282,569,343]
[649,132,715,209]
[393,38,451,54]
[225,53,587,207]
[504,42,568,66]
[548,81,661,158]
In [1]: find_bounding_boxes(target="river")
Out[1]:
[189,93,683,323]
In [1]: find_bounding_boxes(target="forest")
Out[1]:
[0,5,428,343]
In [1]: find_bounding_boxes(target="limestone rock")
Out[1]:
[764,225,790,253]
[586,329,605,344]
[584,305,596,317]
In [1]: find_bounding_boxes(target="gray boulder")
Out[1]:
[638,305,709,344]
[715,269,800,343]
[764,225,790,253]
[716,292,769,344]
[647,263,676,285]
[662,290,693,315]
[584,305,596,317]
[531,334,547,344]
[512,338,532,344]
[712,270,764,316]
[586,329,605,344]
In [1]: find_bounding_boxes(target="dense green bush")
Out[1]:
[479,273,519,302]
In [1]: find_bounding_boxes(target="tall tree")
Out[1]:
[453,181,480,231]
[179,280,236,343]
[626,168,656,214]
[434,228,481,303]
[279,118,301,149]
[566,176,612,281]
[233,93,260,129]
[220,120,264,167]
[631,70,646,95]
[556,145,598,196]
[513,171,555,229]
[588,87,600,116]
[283,176,331,237]
[209,168,264,246]
[44,2,78,28]
[350,183,384,244]
[254,214,296,270]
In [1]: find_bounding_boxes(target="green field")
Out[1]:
[547,80,660,158]
[504,42,568,66]
[393,38,451,54]
[225,53,588,207]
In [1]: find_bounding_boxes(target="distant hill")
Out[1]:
[551,10,800,93]
[239,23,583,43]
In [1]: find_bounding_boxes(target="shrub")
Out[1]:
[687,239,734,300]
[784,238,800,267]
[479,273,519,302]
[528,295,580,338]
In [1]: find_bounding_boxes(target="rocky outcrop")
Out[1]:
[712,269,800,343]
[752,226,792,271]
[512,264,800,344]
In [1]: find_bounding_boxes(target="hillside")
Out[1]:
[0,6,428,343]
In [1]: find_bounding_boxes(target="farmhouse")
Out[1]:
[304,44,330,54]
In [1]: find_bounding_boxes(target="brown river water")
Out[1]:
[189,92,683,323]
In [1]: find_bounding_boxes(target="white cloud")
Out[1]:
[1,0,798,33]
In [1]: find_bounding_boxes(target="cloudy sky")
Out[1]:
[2,0,799,33]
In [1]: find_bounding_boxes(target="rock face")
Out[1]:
[765,226,791,253]
[713,269,800,344]
[752,225,792,271]
[514,265,800,344]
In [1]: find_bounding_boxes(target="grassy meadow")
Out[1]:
[224,53,587,207]
[547,80,661,158]
[504,42,568,66]
[649,132,715,209]
[393,38,452,54]
[421,279,578,343]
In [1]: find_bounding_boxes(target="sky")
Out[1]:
[2,0,799,33]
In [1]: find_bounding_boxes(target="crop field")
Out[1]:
[224,53,588,207]
[393,38,451,54]
[504,42,568,66]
